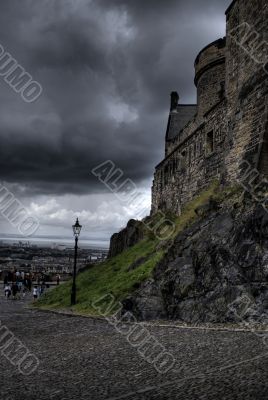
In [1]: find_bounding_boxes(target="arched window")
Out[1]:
[206,131,214,155]
[189,146,192,165]
[181,150,186,171]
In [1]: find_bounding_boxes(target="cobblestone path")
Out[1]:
[0,295,267,400]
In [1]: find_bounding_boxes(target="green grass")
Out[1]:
[36,238,163,315]
[35,181,241,315]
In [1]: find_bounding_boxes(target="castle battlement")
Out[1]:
[151,0,268,216]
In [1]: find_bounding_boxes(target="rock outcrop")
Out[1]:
[122,201,268,323]
[108,219,144,258]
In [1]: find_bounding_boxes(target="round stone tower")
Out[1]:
[194,38,226,116]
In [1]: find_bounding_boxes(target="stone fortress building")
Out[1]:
[151,0,268,215]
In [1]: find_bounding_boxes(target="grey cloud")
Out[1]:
[0,0,231,198]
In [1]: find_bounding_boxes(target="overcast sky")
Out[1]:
[0,0,231,245]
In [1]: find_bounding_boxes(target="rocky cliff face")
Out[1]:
[108,219,144,258]
[122,200,268,323]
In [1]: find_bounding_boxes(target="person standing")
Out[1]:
[11,282,18,300]
[33,286,38,301]
[40,283,45,295]
[7,271,13,282]
[4,284,11,299]
[18,280,23,293]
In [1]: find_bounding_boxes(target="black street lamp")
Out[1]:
[71,217,82,306]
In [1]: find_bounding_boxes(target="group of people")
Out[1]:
[3,270,47,301]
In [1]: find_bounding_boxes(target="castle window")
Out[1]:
[180,150,186,171]
[197,141,200,156]
[164,165,169,185]
[206,131,214,155]
[193,143,196,159]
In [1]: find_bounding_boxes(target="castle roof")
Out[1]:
[166,105,197,141]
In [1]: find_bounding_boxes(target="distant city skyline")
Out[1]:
[0,234,109,249]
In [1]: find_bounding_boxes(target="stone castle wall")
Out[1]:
[195,38,226,117]
[224,0,268,182]
[151,0,268,216]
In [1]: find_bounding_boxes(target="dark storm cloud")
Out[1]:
[0,0,231,197]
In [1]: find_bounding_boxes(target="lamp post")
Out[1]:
[71,217,82,306]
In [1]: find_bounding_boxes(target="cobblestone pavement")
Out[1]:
[0,295,267,400]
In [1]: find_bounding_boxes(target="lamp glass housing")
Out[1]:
[72,218,82,238]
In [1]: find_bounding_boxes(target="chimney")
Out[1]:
[170,91,179,111]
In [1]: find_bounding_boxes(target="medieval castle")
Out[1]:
[151,0,268,215]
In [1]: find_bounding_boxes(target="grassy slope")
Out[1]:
[35,181,240,315]
[36,239,163,314]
